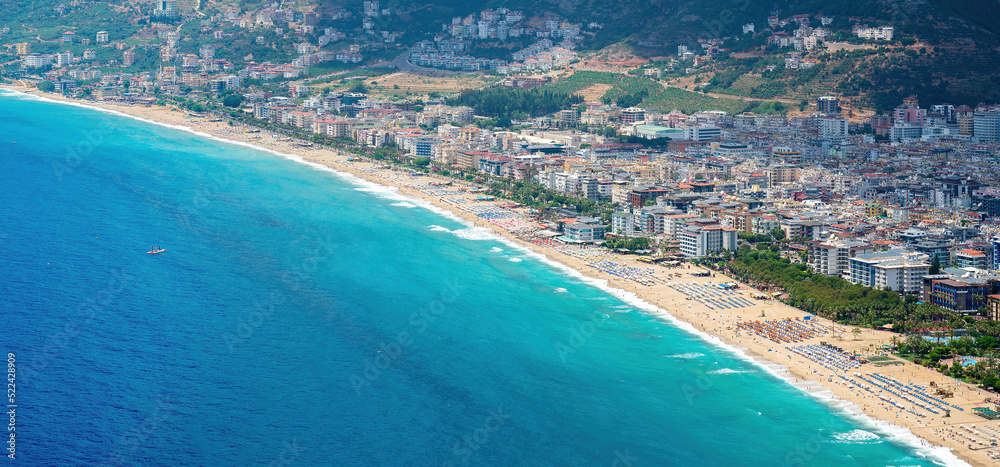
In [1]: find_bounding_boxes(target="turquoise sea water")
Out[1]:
[0,91,962,466]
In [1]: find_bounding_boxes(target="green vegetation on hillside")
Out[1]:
[542,71,782,115]
[541,71,620,95]
[446,87,583,119]
[686,42,1000,112]
[0,2,140,43]
[600,74,661,107]
[3,0,999,110]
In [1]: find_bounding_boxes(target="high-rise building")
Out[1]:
[818,116,848,138]
[765,163,800,184]
[682,125,721,141]
[955,106,974,136]
[973,111,1000,141]
[893,98,926,125]
[807,238,875,277]
[677,224,738,258]
[154,0,177,16]
[621,107,645,124]
[991,236,1000,270]
[923,277,988,314]
[410,136,438,160]
[56,52,74,67]
[23,54,51,68]
[848,249,928,294]
[816,96,840,115]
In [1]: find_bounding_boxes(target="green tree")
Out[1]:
[930,254,941,275]
[37,81,55,92]
[348,81,368,93]
[951,361,964,378]
[222,94,243,108]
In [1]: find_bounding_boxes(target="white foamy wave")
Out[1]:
[708,368,752,375]
[0,89,51,102]
[320,168,469,220]
[428,225,498,243]
[451,227,497,241]
[665,353,704,359]
[355,186,399,194]
[508,258,523,262]
[490,247,504,253]
[353,185,411,202]
[500,247,968,467]
[832,429,882,444]
[390,201,417,208]
[554,287,568,293]
[3,87,968,467]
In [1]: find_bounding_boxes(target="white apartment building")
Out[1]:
[848,249,929,294]
[678,225,738,258]
[854,26,893,41]
[818,116,848,138]
[807,239,875,277]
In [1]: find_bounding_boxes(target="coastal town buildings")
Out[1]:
[848,250,930,294]
[807,238,875,277]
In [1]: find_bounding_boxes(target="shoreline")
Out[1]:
[2,85,991,466]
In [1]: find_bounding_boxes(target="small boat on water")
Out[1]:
[147,245,166,255]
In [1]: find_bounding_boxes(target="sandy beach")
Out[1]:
[7,85,998,466]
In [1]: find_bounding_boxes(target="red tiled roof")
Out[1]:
[958,249,985,256]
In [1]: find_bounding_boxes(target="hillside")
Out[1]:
[2,0,999,108]
[309,0,1000,108]
[177,0,999,54]
[657,40,1000,112]
[540,70,790,115]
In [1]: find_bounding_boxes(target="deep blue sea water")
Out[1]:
[0,90,963,466]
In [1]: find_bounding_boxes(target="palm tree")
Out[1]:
[906,335,924,356]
